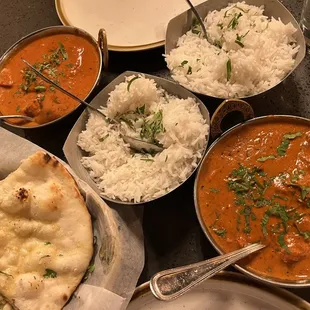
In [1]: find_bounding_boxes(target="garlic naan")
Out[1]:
[0,151,93,310]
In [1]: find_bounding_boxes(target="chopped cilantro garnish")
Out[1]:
[277,132,302,156]
[257,155,276,162]
[234,30,249,48]
[212,228,226,237]
[226,58,232,81]
[136,104,145,114]
[43,269,57,278]
[127,76,140,91]
[140,158,154,162]
[227,12,242,29]
[261,213,269,236]
[213,38,223,49]
[277,139,290,156]
[283,132,302,140]
[235,39,244,48]
[99,134,109,142]
[192,29,201,34]
[191,18,201,35]
[278,233,290,253]
[261,205,289,236]
[272,194,288,201]
[294,223,310,240]
[53,96,60,104]
[83,263,95,281]
[34,85,46,92]
[180,60,188,67]
[140,110,165,143]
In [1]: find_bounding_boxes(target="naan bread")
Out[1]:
[0,151,93,310]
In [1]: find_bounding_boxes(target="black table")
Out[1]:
[1,0,310,303]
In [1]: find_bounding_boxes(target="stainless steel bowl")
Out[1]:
[0,25,108,129]
[194,100,310,287]
[63,71,210,205]
[165,0,306,99]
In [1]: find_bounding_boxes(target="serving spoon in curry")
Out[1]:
[21,58,164,154]
[150,243,265,301]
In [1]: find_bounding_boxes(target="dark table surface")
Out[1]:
[1,0,310,305]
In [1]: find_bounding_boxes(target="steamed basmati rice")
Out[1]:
[165,2,299,98]
[78,75,209,203]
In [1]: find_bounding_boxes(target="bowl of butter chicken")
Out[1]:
[195,100,310,287]
[0,26,107,128]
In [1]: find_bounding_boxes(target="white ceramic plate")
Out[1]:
[128,272,310,310]
[55,0,204,51]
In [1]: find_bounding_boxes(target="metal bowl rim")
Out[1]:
[194,114,310,288]
[0,25,103,129]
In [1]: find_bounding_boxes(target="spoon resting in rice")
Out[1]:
[22,58,164,154]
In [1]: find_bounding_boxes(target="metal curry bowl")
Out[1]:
[165,0,306,99]
[63,71,210,206]
[0,25,108,129]
[194,99,310,287]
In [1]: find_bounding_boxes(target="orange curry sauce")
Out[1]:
[197,119,310,282]
[0,34,99,126]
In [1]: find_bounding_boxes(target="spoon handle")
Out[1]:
[185,0,208,38]
[21,59,106,118]
[150,243,265,301]
[21,59,164,153]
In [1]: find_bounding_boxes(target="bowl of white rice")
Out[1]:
[63,72,210,205]
[165,0,306,99]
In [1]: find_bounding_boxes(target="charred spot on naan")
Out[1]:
[36,153,84,197]
[43,153,52,164]
[62,294,68,302]
[1,188,31,215]
[16,188,29,201]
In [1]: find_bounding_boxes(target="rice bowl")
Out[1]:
[165,1,300,98]
[77,74,209,203]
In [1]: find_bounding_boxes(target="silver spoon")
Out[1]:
[21,59,164,154]
[186,0,208,39]
[0,115,34,122]
[150,243,265,301]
